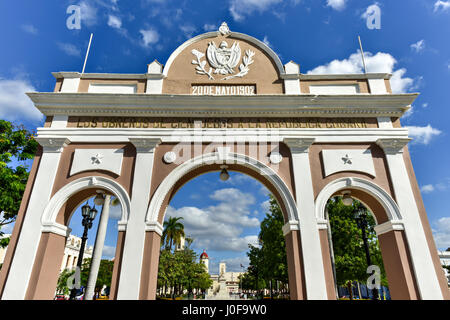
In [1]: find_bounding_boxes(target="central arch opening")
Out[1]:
[156,170,291,300]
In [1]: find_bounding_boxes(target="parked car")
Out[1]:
[75,294,84,300]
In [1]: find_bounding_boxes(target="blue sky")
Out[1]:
[0,0,449,270]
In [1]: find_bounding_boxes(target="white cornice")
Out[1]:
[299,73,392,80]
[27,92,418,118]
[52,71,391,81]
[52,72,162,80]
[35,128,410,144]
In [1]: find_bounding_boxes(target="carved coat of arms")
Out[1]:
[191,23,255,80]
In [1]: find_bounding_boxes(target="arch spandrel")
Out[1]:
[162,30,285,94]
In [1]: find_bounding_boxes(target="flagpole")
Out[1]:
[358,35,367,74]
[81,33,93,74]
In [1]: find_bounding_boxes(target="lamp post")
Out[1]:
[354,203,379,300]
[69,202,98,300]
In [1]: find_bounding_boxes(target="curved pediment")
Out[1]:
[162,22,285,95]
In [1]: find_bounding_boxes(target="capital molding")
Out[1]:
[317,219,329,230]
[283,138,315,153]
[35,137,70,153]
[374,220,404,236]
[145,221,164,236]
[129,137,161,152]
[41,222,72,237]
[282,220,300,236]
[376,138,411,154]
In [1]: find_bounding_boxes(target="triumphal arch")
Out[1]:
[0,23,448,300]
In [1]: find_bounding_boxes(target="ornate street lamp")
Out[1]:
[353,203,379,300]
[341,192,379,300]
[69,201,98,300]
[219,165,230,181]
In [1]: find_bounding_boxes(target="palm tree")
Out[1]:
[162,216,185,251]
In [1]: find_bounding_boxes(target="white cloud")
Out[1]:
[421,184,435,194]
[0,212,15,234]
[79,1,98,27]
[229,0,282,21]
[21,24,38,35]
[210,188,255,206]
[203,24,217,32]
[403,105,414,118]
[390,69,415,94]
[224,173,256,186]
[432,217,450,250]
[307,51,415,93]
[422,103,429,108]
[180,24,197,38]
[0,78,43,123]
[263,35,271,48]
[361,3,381,19]
[140,28,159,47]
[107,15,122,29]
[411,40,425,53]
[434,1,450,12]
[102,245,116,258]
[210,256,250,273]
[326,0,346,11]
[261,199,271,212]
[166,187,262,253]
[109,201,122,220]
[57,42,81,57]
[406,125,442,145]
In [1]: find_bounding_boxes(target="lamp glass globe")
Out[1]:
[219,169,229,181]
[342,194,353,206]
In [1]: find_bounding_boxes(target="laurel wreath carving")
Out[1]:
[222,50,255,80]
[191,49,214,80]
[191,48,255,81]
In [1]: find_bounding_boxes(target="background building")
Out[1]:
[438,249,450,285]
[59,235,93,272]
[201,251,244,297]
[0,234,11,265]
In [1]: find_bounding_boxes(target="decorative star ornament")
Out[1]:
[342,154,352,165]
[91,153,103,165]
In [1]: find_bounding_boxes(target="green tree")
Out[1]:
[56,258,114,298]
[259,196,289,288]
[246,195,287,298]
[0,120,38,246]
[162,216,185,251]
[157,233,212,299]
[56,269,74,296]
[327,197,388,298]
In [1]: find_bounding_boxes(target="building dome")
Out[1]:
[200,250,209,259]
